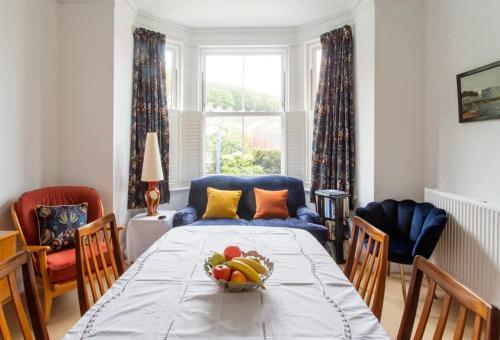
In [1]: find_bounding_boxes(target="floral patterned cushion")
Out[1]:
[35,203,88,251]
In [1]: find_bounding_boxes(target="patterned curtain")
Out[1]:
[310,25,355,208]
[128,28,170,209]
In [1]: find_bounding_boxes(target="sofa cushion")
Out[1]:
[190,219,250,226]
[388,237,414,265]
[36,203,88,252]
[246,176,306,219]
[188,176,248,220]
[253,188,289,219]
[46,241,110,283]
[249,218,328,243]
[203,187,242,219]
[14,186,103,245]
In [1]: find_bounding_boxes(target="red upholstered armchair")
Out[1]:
[11,186,104,322]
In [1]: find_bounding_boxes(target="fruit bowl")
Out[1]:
[204,250,274,292]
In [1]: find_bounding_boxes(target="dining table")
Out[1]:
[64,225,390,339]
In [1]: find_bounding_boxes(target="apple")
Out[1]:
[212,264,231,281]
[210,252,226,266]
[223,245,241,261]
[230,270,247,284]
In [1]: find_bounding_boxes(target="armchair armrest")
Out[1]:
[412,215,447,258]
[355,203,390,234]
[173,206,197,227]
[297,206,321,224]
[21,245,51,253]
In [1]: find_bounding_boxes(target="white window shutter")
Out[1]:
[180,111,202,185]
[285,111,307,181]
[168,110,180,187]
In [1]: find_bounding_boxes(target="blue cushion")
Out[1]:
[388,237,414,265]
[188,176,248,221]
[35,203,88,252]
[249,218,328,243]
[190,219,250,226]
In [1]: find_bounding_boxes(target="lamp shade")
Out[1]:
[141,132,164,182]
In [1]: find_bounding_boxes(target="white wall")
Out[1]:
[58,2,115,213]
[424,0,500,205]
[0,0,60,228]
[113,0,135,224]
[373,0,425,202]
[353,0,375,207]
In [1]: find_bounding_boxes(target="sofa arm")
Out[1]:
[297,206,321,224]
[412,215,447,258]
[173,206,197,227]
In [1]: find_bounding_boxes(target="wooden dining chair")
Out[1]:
[344,216,389,320]
[75,213,125,315]
[0,251,49,340]
[397,256,500,340]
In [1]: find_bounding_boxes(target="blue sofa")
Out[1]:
[355,199,447,265]
[173,175,328,243]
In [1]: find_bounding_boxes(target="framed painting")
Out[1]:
[457,60,500,123]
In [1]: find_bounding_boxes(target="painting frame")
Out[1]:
[457,60,500,123]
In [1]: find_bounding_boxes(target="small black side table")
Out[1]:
[314,189,350,263]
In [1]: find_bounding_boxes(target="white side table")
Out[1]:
[125,210,176,262]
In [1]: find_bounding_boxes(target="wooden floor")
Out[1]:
[4,272,473,339]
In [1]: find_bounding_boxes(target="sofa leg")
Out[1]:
[399,264,407,303]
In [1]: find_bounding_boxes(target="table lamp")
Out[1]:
[141,132,164,216]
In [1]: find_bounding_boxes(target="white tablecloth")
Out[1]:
[64,226,389,340]
[125,210,175,262]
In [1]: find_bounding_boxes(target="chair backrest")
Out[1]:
[0,251,49,340]
[12,186,103,246]
[188,175,306,220]
[344,216,389,320]
[397,256,500,340]
[75,213,125,315]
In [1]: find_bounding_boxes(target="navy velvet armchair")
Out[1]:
[173,175,328,243]
[355,199,447,299]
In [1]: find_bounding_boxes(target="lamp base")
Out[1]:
[145,182,160,216]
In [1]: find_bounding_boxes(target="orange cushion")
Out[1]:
[46,242,111,284]
[253,188,289,219]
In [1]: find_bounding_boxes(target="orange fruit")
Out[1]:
[229,270,247,284]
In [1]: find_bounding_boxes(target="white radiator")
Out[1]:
[425,188,500,307]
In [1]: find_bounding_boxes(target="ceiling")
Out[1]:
[136,0,353,28]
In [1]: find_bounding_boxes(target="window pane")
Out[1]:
[205,116,243,175]
[243,116,281,175]
[165,49,173,109]
[315,49,322,83]
[206,56,243,112]
[204,116,282,175]
[243,55,282,112]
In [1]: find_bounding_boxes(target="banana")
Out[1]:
[226,260,265,289]
[232,257,267,275]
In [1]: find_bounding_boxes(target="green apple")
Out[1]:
[210,252,226,266]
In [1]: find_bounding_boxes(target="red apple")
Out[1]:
[223,245,241,261]
[212,264,231,281]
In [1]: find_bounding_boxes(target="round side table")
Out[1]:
[125,210,176,262]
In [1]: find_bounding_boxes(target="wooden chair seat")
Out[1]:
[397,256,500,340]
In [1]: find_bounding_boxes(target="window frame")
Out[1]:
[199,47,288,177]
[306,40,322,111]
[165,42,181,110]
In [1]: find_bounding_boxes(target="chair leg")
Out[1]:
[399,264,407,303]
[387,261,391,277]
[43,291,53,324]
